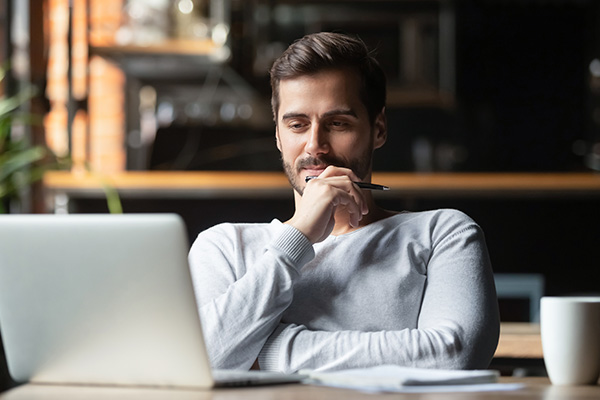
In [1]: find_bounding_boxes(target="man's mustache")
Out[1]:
[296,156,347,171]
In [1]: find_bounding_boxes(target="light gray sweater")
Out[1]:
[189,209,500,373]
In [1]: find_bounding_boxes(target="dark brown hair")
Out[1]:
[270,32,386,124]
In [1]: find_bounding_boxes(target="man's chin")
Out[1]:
[291,178,305,196]
[283,170,304,196]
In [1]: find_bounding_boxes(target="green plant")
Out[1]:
[0,67,67,213]
[0,67,122,214]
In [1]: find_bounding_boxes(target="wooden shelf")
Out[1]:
[44,171,291,199]
[91,39,219,57]
[43,171,600,200]
[89,39,225,78]
[373,172,600,197]
[387,87,454,108]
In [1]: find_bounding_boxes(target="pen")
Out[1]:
[305,176,390,190]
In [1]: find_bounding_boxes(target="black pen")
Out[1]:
[305,175,390,190]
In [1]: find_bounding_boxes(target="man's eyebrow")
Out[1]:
[281,109,358,121]
[322,109,358,119]
[281,112,308,121]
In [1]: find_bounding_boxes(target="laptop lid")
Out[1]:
[0,213,215,389]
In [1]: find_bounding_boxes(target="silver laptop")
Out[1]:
[0,213,303,389]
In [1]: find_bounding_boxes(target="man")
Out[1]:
[189,32,500,373]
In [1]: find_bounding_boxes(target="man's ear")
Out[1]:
[275,127,282,152]
[373,108,387,150]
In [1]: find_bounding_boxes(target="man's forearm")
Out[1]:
[190,223,315,370]
[199,263,297,370]
[258,321,497,373]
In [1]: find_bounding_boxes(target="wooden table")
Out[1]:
[1,377,598,399]
[495,323,543,359]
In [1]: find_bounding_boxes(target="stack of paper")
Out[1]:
[301,365,520,393]
[304,365,498,387]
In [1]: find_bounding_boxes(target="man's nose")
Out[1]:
[305,124,329,156]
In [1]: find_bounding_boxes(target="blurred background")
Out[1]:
[1,0,600,379]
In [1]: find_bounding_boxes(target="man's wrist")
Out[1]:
[270,223,315,269]
[258,324,287,371]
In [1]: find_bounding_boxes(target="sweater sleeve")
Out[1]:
[188,222,314,370]
[258,223,500,373]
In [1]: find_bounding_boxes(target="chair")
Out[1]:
[494,273,545,323]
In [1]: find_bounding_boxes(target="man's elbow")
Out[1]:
[431,319,500,370]
[459,318,500,369]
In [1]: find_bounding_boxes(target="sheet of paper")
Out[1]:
[302,365,524,393]
[303,365,499,386]
[309,381,526,394]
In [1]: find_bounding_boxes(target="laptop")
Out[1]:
[0,213,303,389]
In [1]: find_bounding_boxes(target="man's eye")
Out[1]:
[289,122,306,130]
[329,120,347,128]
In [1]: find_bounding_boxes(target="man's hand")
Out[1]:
[285,166,369,243]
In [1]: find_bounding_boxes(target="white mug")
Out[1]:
[540,296,600,385]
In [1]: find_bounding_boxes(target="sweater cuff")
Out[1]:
[258,324,287,371]
[269,224,315,272]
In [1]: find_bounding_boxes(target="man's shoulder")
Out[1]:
[391,208,476,227]
[199,220,279,238]
[189,220,281,258]
[385,209,481,242]
[362,209,481,257]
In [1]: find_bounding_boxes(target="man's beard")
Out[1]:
[281,147,373,196]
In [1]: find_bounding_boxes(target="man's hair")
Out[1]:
[270,32,386,125]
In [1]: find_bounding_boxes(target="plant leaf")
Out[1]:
[0,87,36,118]
[0,146,47,182]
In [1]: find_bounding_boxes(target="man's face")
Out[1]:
[275,68,386,195]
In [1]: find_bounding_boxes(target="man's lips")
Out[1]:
[302,166,327,178]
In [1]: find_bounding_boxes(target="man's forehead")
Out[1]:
[277,71,364,118]
[279,68,360,89]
